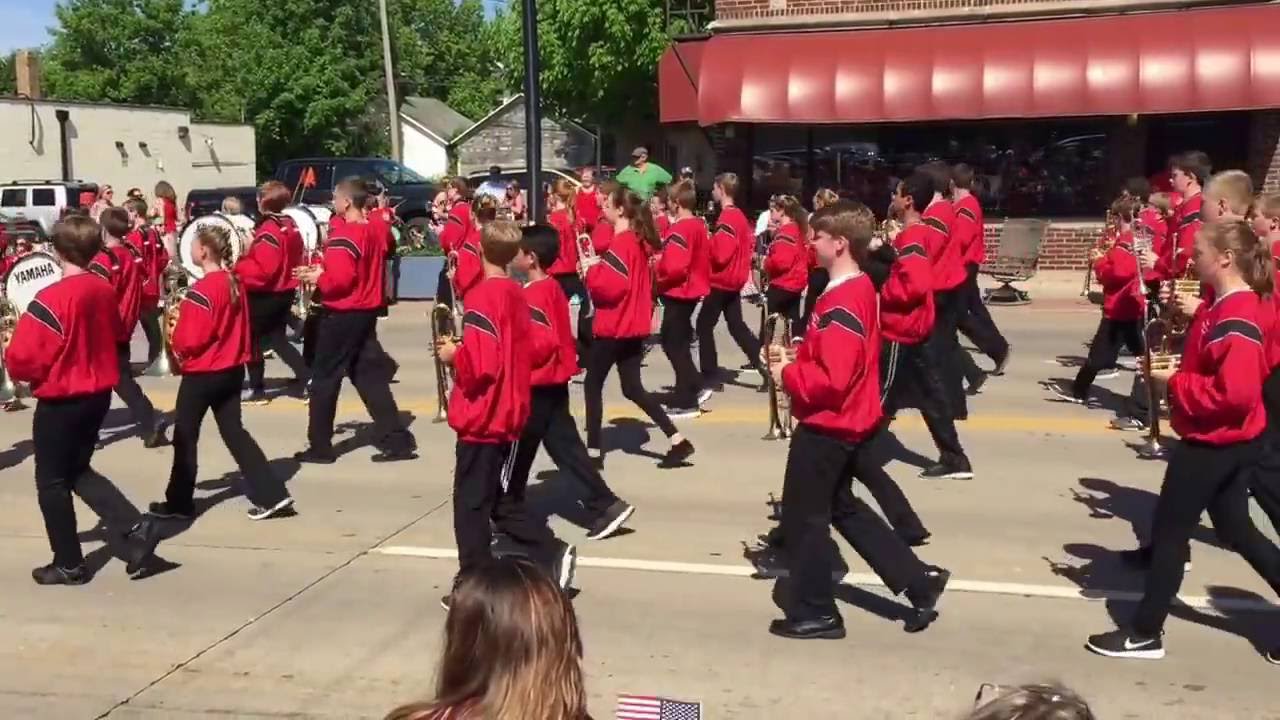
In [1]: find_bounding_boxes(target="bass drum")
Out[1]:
[284,205,321,256]
[3,251,63,314]
[178,213,245,279]
[226,213,257,247]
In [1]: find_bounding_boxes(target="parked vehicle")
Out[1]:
[184,186,261,222]
[274,158,437,245]
[0,180,99,234]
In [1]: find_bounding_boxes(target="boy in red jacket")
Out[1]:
[1048,198,1146,405]
[436,220,576,606]
[148,223,294,523]
[94,207,167,448]
[5,215,161,584]
[881,172,973,480]
[124,198,167,368]
[293,178,416,464]
[761,196,809,330]
[655,179,711,416]
[1087,220,1280,662]
[507,224,635,541]
[765,202,949,640]
[696,173,765,390]
[951,163,1011,391]
[920,162,969,421]
[435,177,474,312]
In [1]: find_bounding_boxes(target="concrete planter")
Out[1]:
[394,255,445,300]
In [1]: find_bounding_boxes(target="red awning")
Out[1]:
[659,41,704,123]
[669,4,1280,125]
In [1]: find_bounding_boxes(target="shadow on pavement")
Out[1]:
[1073,477,1224,550]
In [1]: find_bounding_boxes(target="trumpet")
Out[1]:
[431,252,462,422]
[761,312,794,440]
[292,251,320,321]
[1137,268,1199,459]
[1082,209,1116,297]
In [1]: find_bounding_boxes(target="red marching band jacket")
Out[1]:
[447,276,532,443]
[1093,231,1145,322]
[236,214,303,294]
[316,220,386,312]
[782,272,884,444]
[591,217,614,255]
[453,226,484,303]
[547,209,581,277]
[525,276,578,386]
[438,203,474,255]
[125,225,166,308]
[952,195,986,267]
[171,270,253,374]
[655,216,710,301]
[575,191,601,235]
[879,224,936,344]
[1266,237,1280,371]
[923,199,964,291]
[585,229,653,339]
[1155,193,1202,281]
[88,244,145,344]
[763,221,808,293]
[3,273,121,398]
[1168,289,1268,445]
[709,206,754,292]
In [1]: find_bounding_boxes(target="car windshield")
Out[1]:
[373,160,428,185]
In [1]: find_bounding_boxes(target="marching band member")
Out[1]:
[435,220,575,608]
[1047,198,1145,405]
[576,169,601,234]
[766,202,948,640]
[1252,191,1280,547]
[696,172,765,388]
[548,179,591,354]
[1126,177,1169,259]
[590,181,619,256]
[655,179,711,417]
[650,186,672,238]
[582,187,694,469]
[436,177,474,312]
[5,215,161,584]
[1145,152,1210,282]
[153,180,180,261]
[146,224,295,523]
[761,195,809,331]
[452,195,499,304]
[1087,220,1280,662]
[951,164,1012,391]
[125,198,167,367]
[798,188,838,332]
[293,178,417,464]
[507,224,636,541]
[236,181,310,405]
[920,162,968,421]
[882,173,974,480]
[91,208,167,448]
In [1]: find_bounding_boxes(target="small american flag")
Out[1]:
[615,693,702,720]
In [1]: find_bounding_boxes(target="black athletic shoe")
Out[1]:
[586,501,635,541]
[294,447,337,464]
[1045,380,1085,405]
[662,405,702,420]
[904,566,950,633]
[370,448,418,463]
[993,345,1013,376]
[1085,628,1165,660]
[147,501,194,521]
[898,529,932,547]
[658,439,695,468]
[247,497,296,521]
[919,459,974,480]
[440,575,461,611]
[124,519,162,578]
[768,615,846,640]
[552,540,578,590]
[966,372,988,396]
[31,563,88,586]
[142,424,170,449]
[1265,647,1280,665]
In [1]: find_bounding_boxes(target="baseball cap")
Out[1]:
[631,146,648,158]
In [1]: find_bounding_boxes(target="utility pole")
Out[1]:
[378,0,401,161]
[522,0,543,222]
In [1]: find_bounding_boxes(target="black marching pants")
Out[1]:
[435,264,454,315]
[34,392,142,569]
[307,310,412,453]
[881,338,968,465]
[1072,318,1144,398]
[800,268,829,331]
[765,287,803,338]
[956,264,1009,364]
[660,296,702,408]
[246,291,309,393]
[1132,438,1280,636]
[930,286,968,419]
[1252,367,1280,534]
[584,337,678,451]
[781,425,929,621]
[140,308,163,364]
[114,343,157,433]
[165,366,288,513]
[455,440,556,576]
[554,273,593,356]
[696,287,762,381]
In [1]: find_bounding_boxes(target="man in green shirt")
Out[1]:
[616,146,672,199]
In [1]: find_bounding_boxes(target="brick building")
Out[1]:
[659,0,1280,270]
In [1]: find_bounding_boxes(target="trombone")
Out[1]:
[762,312,793,440]
[431,252,462,422]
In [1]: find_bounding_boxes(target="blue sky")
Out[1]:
[1,0,57,53]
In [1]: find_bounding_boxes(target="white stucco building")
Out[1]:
[398,96,472,181]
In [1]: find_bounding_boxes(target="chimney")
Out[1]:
[15,50,41,99]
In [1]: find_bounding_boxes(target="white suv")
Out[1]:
[0,180,98,234]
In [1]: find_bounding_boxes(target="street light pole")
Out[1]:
[522,0,543,222]
[378,0,401,162]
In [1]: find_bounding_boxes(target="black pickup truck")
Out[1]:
[274,158,438,244]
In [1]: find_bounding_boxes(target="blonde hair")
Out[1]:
[550,179,576,226]
[966,684,1094,720]
[197,225,241,308]
[1149,192,1172,214]
[481,220,522,267]
[473,194,500,224]
[1205,170,1255,217]
[813,188,839,210]
[770,194,809,238]
[810,200,875,264]
[1109,196,1140,225]
[221,196,243,215]
[1203,219,1274,296]
[1256,192,1280,221]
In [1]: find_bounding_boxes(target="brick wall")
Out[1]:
[714,0,1245,28]
[1247,110,1280,194]
[982,220,1103,271]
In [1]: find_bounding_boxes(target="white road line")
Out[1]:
[373,545,1280,613]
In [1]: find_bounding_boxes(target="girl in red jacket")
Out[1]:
[762,195,809,331]
[1049,198,1147,404]
[148,224,295,523]
[1088,219,1280,661]
[5,216,161,584]
[548,179,592,355]
[582,187,694,469]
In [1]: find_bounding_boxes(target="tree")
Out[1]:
[0,54,14,95]
[492,0,670,132]
[43,0,191,107]
[390,0,507,121]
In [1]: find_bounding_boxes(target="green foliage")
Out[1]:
[0,54,14,95]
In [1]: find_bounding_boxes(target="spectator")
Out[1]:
[476,166,507,201]
[575,168,602,233]
[616,146,672,200]
[221,196,243,215]
[966,684,1094,720]
[505,180,527,222]
[384,558,589,720]
[90,185,114,221]
[126,187,145,201]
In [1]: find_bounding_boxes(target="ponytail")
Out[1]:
[771,195,809,239]
[1251,240,1275,298]
[552,179,576,227]
[1207,219,1274,297]
[609,186,660,252]
[197,225,241,308]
